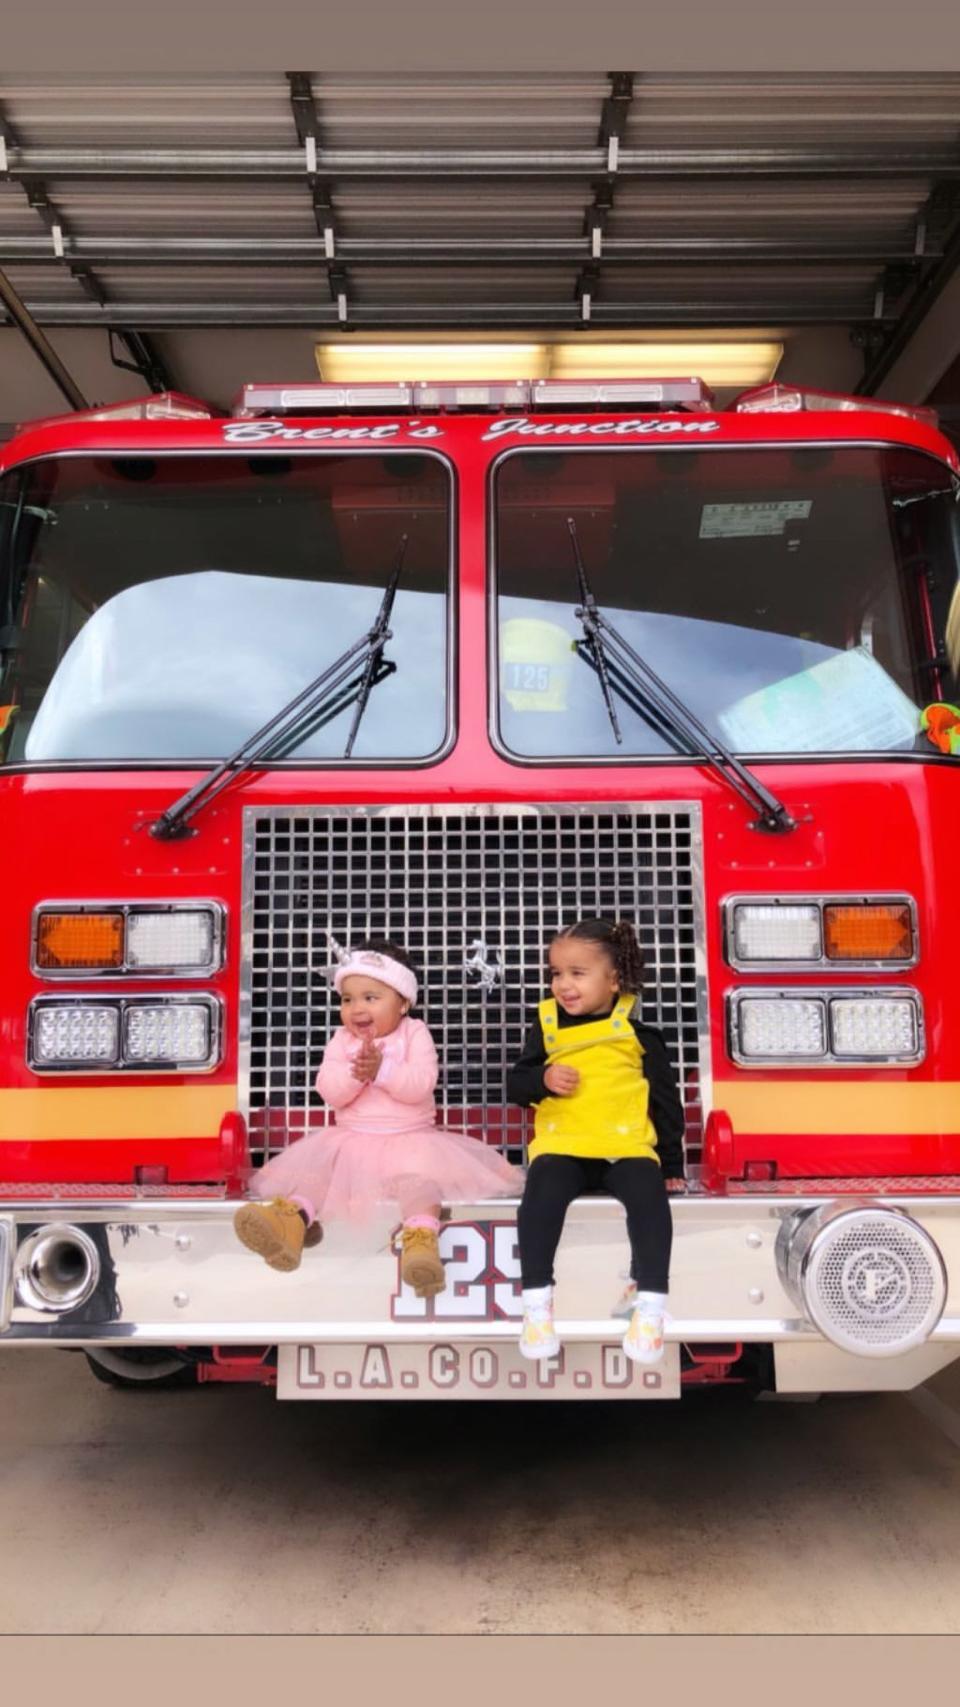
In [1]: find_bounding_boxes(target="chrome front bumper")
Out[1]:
[3,1191,960,1354]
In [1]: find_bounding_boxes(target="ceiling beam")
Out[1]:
[286,71,349,325]
[4,145,960,180]
[0,97,107,308]
[576,73,635,322]
[287,71,318,151]
[855,186,960,393]
[0,298,892,329]
[0,237,943,266]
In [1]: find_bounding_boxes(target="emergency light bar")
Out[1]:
[236,382,414,415]
[15,391,217,435]
[412,381,530,410]
[531,378,713,410]
[234,377,714,416]
[80,392,216,421]
[733,383,938,426]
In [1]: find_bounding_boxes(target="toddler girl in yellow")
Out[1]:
[507,917,685,1363]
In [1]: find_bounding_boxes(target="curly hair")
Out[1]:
[552,917,643,994]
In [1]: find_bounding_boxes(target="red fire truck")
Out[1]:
[1,373,959,1402]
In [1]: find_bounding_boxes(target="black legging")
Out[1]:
[517,1153,673,1291]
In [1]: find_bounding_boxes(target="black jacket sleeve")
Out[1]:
[635,1024,687,1179]
[506,1014,549,1106]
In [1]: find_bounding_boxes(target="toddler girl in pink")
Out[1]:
[234,937,521,1296]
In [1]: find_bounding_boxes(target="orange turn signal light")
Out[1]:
[823,903,913,962]
[36,912,124,970]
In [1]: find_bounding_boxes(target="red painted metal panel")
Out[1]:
[1,401,958,1186]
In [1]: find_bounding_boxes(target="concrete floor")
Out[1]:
[2,1350,960,1635]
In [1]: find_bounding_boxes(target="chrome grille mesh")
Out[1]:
[240,803,708,1167]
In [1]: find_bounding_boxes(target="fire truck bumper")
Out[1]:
[2,1187,960,1393]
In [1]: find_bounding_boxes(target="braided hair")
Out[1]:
[552,917,644,995]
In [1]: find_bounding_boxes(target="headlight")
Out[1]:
[728,988,924,1066]
[829,997,919,1060]
[33,902,224,977]
[123,1001,213,1064]
[29,995,221,1072]
[734,996,827,1060]
[33,1005,120,1066]
[732,903,821,963]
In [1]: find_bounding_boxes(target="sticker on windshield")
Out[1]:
[699,500,812,539]
[500,618,573,713]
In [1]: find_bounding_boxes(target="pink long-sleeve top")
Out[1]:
[315,1017,439,1134]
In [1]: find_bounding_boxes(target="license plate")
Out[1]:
[277,1339,680,1400]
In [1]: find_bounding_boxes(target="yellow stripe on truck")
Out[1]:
[719,1081,960,1136]
[0,1085,236,1141]
[4,1079,958,1143]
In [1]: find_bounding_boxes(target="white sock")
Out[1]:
[522,1285,553,1309]
[635,1291,668,1315]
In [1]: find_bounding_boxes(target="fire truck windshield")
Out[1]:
[495,444,960,761]
[0,451,451,766]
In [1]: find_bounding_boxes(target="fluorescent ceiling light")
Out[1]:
[550,342,783,387]
[316,339,782,390]
[317,343,550,382]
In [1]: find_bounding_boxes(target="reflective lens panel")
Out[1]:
[737,998,827,1059]
[34,1006,120,1065]
[123,1004,212,1064]
[824,904,913,962]
[414,381,531,409]
[830,998,919,1058]
[36,912,124,970]
[126,910,217,970]
[733,904,821,962]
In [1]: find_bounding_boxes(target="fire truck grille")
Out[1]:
[241,804,709,1169]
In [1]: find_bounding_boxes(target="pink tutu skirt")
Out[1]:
[250,1121,523,1224]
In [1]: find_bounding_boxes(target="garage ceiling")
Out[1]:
[1,72,960,411]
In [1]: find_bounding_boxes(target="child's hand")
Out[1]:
[544,1064,580,1097]
[664,1178,686,1194]
[351,1039,383,1082]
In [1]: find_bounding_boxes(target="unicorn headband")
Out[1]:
[327,932,418,1007]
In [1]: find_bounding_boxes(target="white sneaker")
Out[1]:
[611,1279,638,1320]
[623,1294,667,1366]
[519,1288,560,1360]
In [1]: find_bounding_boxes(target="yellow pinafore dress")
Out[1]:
[530,994,661,1164]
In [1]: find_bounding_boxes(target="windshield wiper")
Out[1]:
[342,539,407,759]
[149,534,409,841]
[566,518,796,834]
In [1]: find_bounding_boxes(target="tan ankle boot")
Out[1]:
[400,1225,446,1297]
[233,1198,306,1272]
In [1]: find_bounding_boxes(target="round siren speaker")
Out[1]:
[776,1201,947,1357]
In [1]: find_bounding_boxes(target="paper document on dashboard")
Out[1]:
[716,646,920,753]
